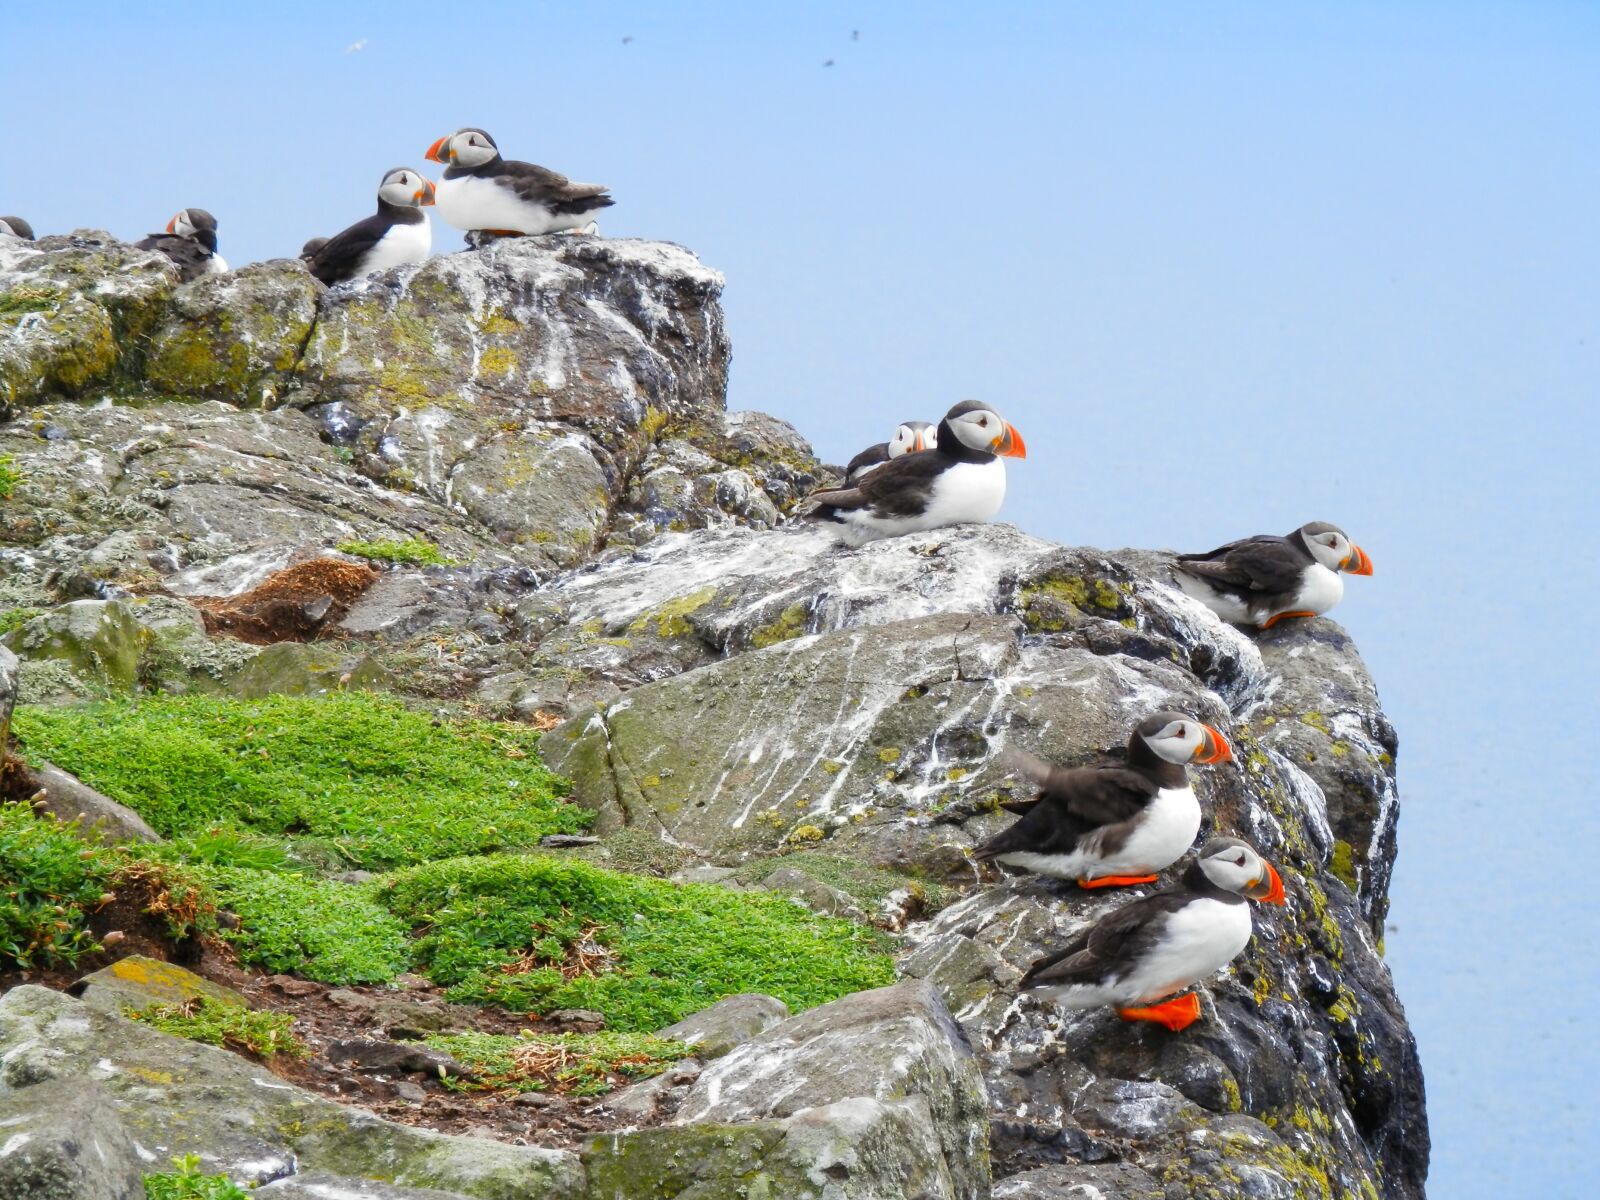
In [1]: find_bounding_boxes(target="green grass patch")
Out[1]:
[0,454,20,502]
[337,536,453,566]
[0,802,110,969]
[201,866,410,984]
[380,854,894,1031]
[428,1029,688,1096]
[129,995,307,1059]
[144,1155,250,1200]
[12,693,588,870]
[0,607,42,637]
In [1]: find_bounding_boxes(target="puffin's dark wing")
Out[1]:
[1021,892,1190,989]
[1017,928,1095,988]
[807,450,949,519]
[1174,536,1304,594]
[846,443,890,479]
[495,159,615,214]
[1058,765,1160,827]
[135,233,210,283]
[970,796,1092,862]
[308,214,389,285]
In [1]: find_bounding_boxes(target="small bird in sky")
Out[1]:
[852,29,860,40]
[823,58,835,67]
[622,35,633,44]
[344,38,367,54]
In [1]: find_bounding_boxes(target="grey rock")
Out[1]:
[992,1162,1165,1199]
[0,1079,144,1200]
[656,993,790,1059]
[0,988,582,1198]
[677,979,989,1199]
[23,761,161,844]
[3,599,150,700]
[0,645,18,756]
[73,954,243,1013]
[255,1174,471,1199]
[601,1059,703,1122]
[327,1038,476,1081]
[541,1008,606,1033]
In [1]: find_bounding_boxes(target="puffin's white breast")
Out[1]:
[361,217,432,275]
[920,457,1008,525]
[1289,563,1344,617]
[205,253,229,275]
[1099,786,1201,876]
[1118,898,1253,1004]
[436,174,571,236]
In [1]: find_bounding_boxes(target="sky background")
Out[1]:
[6,1,1598,1193]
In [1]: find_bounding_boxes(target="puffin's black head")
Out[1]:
[166,208,218,253]
[425,127,500,169]
[0,216,35,240]
[937,400,1026,458]
[1132,711,1232,766]
[1294,521,1373,576]
[377,166,437,208]
[1194,837,1286,904]
[300,236,329,261]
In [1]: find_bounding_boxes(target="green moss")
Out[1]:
[12,694,588,870]
[0,285,62,318]
[128,995,307,1059]
[1329,840,1360,891]
[379,853,894,1030]
[1300,711,1331,734]
[750,603,809,649]
[144,1155,251,1200]
[428,1029,688,1096]
[787,824,826,843]
[477,345,518,376]
[877,747,901,763]
[336,536,453,566]
[1017,573,1126,632]
[201,866,411,984]
[0,605,41,636]
[0,802,110,968]
[1222,1076,1243,1113]
[628,586,716,639]
[640,405,669,441]
[0,454,21,501]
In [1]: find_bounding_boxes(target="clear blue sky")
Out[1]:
[8,2,1598,1192]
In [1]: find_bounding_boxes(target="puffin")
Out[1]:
[135,209,226,283]
[804,400,1025,545]
[305,168,435,286]
[846,420,938,483]
[972,712,1233,888]
[0,216,35,240]
[1173,521,1373,630]
[424,128,613,237]
[299,236,329,261]
[1018,836,1287,1032]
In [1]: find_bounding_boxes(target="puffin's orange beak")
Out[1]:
[912,431,927,452]
[424,136,449,164]
[1247,863,1287,905]
[1343,545,1373,576]
[1195,724,1232,764]
[992,421,1026,459]
[417,180,437,206]
[165,215,177,233]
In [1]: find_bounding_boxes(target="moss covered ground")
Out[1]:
[428,1029,689,1096]
[3,691,897,1034]
[129,994,307,1059]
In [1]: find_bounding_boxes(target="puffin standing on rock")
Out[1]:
[305,168,436,286]
[846,420,938,482]
[0,217,34,239]
[424,128,613,238]
[1173,521,1373,630]
[1018,837,1287,1032]
[804,400,1025,545]
[972,712,1232,888]
[135,208,227,282]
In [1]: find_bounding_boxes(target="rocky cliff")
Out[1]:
[0,232,1426,1198]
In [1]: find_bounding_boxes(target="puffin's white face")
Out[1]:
[1300,523,1373,575]
[944,405,1026,457]
[378,168,437,208]
[1197,840,1286,903]
[1143,717,1232,766]
[887,422,935,458]
[426,129,499,169]
[168,210,200,237]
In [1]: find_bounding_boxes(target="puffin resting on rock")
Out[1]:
[972,712,1232,888]
[846,420,937,483]
[804,400,1025,546]
[1019,837,1286,1032]
[425,127,613,238]
[1173,520,1372,630]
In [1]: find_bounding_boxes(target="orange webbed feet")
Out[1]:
[1261,610,1317,630]
[1078,874,1159,889]
[1117,993,1202,1032]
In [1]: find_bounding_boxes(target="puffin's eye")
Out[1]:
[1176,726,1186,738]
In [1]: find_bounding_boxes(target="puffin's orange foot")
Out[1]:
[1117,994,1202,1032]
[1079,874,1159,889]
[483,229,525,237]
[1261,610,1317,630]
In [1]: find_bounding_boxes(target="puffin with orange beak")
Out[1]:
[1019,836,1287,1032]
[424,127,613,239]
[846,420,938,482]
[304,167,436,286]
[973,712,1233,888]
[804,399,1026,545]
[1173,520,1374,631]
[135,208,226,282]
